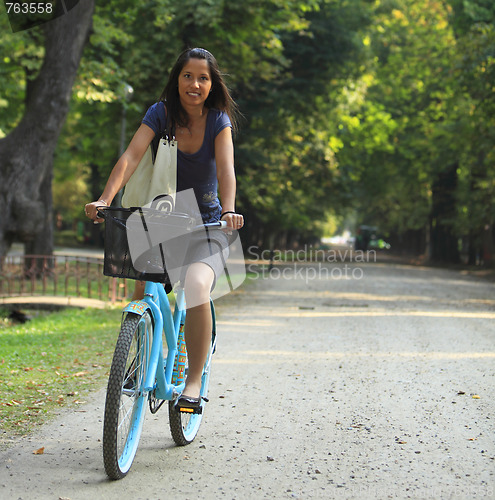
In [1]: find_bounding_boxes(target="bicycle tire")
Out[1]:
[103,312,153,479]
[168,333,215,446]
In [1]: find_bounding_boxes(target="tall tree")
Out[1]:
[449,0,495,264]
[0,0,94,256]
[334,0,464,260]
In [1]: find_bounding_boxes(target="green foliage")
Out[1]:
[335,0,458,232]
[0,10,44,136]
[232,0,372,242]
[2,0,492,261]
[449,0,495,35]
[47,0,372,238]
[328,0,494,261]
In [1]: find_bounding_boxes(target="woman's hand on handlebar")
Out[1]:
[220,211,244,230]
[84,200,108,224]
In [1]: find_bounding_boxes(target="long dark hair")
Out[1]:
[159,48,239,133]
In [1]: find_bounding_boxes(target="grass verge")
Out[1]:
[0,307,122,441]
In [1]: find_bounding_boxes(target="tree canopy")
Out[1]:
[0,0,493,264]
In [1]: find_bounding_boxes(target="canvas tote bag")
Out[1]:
[122,104,177,210]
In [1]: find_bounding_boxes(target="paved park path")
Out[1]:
[1,258,494,499]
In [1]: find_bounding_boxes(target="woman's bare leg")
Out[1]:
[182,263,214,399]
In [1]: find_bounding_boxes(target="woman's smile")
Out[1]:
[179,58,212,107]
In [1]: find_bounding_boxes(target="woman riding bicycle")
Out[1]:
[85,48,244,411]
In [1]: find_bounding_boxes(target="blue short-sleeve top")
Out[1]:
[142,101,232,222]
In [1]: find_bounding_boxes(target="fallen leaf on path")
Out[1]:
[33,447,44,455]
[472,395,481,399]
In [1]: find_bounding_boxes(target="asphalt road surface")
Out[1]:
[1,258,494,499]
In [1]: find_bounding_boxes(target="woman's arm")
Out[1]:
[215,127,244,229]
[85,124,155,221]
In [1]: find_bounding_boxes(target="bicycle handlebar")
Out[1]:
[200,220,228,229]
[96,206,228,231]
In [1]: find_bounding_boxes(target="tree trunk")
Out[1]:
[429,163,460,264]
[0,0,94,257]
[468,150,493,267]
[467,229,480,266]
[482,223,493,266]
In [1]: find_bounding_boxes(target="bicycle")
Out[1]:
[97,206,227,480]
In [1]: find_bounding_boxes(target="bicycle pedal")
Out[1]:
[175,404,203,415]
[174,396,208,414]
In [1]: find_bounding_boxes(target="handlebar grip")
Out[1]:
[200,220,228,230]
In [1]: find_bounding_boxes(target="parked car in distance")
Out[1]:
[354,225,391,251]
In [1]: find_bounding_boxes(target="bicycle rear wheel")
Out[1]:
[168,332,216,446]
[103,312,153,479]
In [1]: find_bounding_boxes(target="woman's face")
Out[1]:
[178,57,212,108]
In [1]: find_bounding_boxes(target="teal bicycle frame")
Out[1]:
[101,210,225,478]
[123,280,216,404]
[143,282,184,400]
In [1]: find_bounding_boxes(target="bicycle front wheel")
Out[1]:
[103,312,153,479]
[168,332,216,446]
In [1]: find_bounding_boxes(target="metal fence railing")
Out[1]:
[0,254,129,303]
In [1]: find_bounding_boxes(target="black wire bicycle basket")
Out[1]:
[100,207,195,284]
